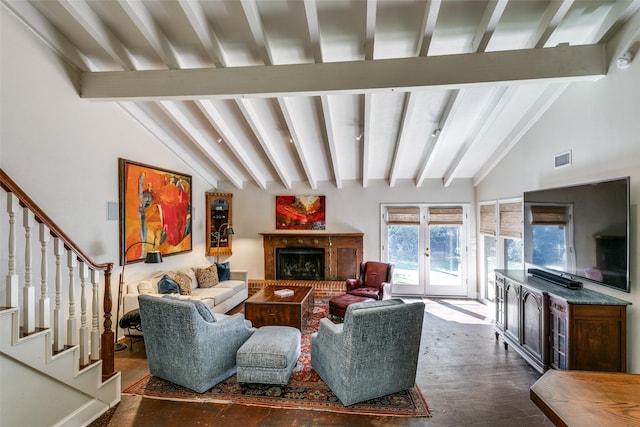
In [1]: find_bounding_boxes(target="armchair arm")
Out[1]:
[230,270,248,282]
[381,281,392,300]
[346,278,361,292]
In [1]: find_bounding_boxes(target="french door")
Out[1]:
[381,204,468,297]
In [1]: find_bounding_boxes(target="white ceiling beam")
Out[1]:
[362,94,373,188]
[158,101,244,189]
[416,90,463,187]
[388,93,418,187]
[278,98,317,189]
[237,99,293,189]
[591,0,640,43]
[118,102,218,188]
[2,0,95,71]
[58,0,137,71]
[442,86,516,187]
[197,100,268,190]
[364,0,377,60]
[303,0,323,63]
[321,96,341,189]
[177,0,227,67]
[240,0,273,65]
[81,44,607,101]
[418,0,441,56]
[117,0,182,69]
[473,83,570,186]
[472,0,508,53]
[530,0,574,48]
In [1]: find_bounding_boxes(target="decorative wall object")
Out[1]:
[119,158,192,264]
[275,195,326,230]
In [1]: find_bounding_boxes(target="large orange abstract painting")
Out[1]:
[119,159,192,264]
[276,195,326,230]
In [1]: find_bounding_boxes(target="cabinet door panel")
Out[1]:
[521,289,544,363]
[504,280,520,343]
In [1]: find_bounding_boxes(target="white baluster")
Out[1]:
[23,208,35,333]
[5,193,18,307]
[79,261,89,365]
[39,224,51,328]
[90,269,100,360]
[67,251,78,346]
[53,238,65,351]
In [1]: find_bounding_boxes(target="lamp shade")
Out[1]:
[224,227,235,236]
[144,250,163,264]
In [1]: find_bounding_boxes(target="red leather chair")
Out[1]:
[346,261,394,300]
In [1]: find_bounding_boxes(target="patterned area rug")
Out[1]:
[123,303,430,417]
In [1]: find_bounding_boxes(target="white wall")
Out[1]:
[477,18,640,372]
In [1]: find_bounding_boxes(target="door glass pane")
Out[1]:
[388,224,419,285]
[504,238,523,269]
[484,236,497,300]
[430,225,461,286]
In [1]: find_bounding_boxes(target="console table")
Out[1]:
[530,369,640,426]
[495,270,630,373]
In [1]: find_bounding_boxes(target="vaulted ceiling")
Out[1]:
[4,0,639,190]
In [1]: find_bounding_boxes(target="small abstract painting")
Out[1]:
[119,159,192,264]
[276,195,326,230]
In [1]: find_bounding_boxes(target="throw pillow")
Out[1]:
[195,264,219,288]
[216,262,231,281]
[137,280,157,295]
[170,271,192,296]
[158,274,180,294]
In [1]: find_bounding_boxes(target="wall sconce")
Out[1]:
[431,128,441,137]
[356,132,364,141]
[617,51,633,69]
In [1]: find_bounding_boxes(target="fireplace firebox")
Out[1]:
[276,247,324,280]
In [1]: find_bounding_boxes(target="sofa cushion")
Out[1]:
[216,262,231,281]
[158,275,180,294]
[137,279,157,295]
[217,280,247,296]
[192,286,234,305]
[170,271,192,295]
[195,265,219,288]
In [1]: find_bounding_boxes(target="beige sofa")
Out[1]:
[122,266,249,324]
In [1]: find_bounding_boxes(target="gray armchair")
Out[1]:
[311,298,424,406]
[138,294,254,393]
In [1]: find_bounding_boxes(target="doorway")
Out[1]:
[381,204,468,297]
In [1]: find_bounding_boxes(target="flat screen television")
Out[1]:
[523,177,630,293]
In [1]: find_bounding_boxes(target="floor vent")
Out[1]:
[554,151,571,169]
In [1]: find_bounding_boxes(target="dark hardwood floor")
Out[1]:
[92,298,553,427]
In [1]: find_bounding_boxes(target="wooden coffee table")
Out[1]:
[244,285,314,330]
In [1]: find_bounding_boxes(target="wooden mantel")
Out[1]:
[261,232,363,281]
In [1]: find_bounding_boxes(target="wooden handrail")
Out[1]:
[0,168,116,379]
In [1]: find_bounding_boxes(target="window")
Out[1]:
[499,201,523,270]
[479,202,497,301]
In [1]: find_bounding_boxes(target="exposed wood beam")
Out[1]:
[472,0,508,53]
[531,0,574,48]
[237,99,293,189]
[442,86,516,187]
[58,0,137,71]
[364,0,377,60]
[158,101,244,189]
[321,96,341,189]
[473,83,569,186]
[388,93,418,187]
[117,0,182,69]
[278,98,317,189]
[118,102,218,188]
[418,0,441,56]
[81,44,607,101]
[177,0,227,67]
[416,90,463,187]
[197,100,268,190]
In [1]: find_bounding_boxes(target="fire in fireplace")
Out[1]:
[276,247,325,280]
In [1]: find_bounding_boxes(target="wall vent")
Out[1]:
[554,151,572,169]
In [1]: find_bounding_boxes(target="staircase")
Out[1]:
[0,169,120,426]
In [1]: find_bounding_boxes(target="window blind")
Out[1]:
[428,207,463,225]
[387,207,420,225]
[480,203,496,236]
[499,202,522,238]
[530,205,568,226]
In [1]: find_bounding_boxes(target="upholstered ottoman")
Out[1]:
[329,294,375,319]
[236,326,301,385]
